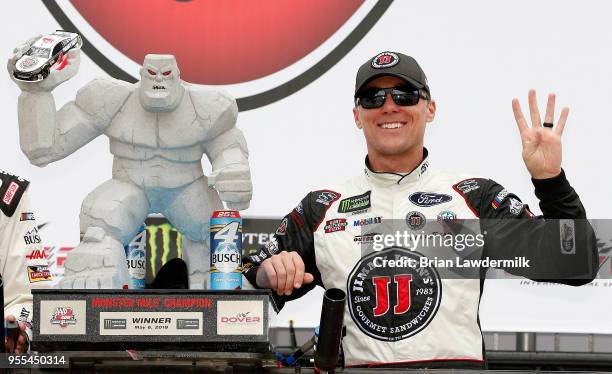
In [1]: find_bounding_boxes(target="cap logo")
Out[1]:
[371,52,399,69]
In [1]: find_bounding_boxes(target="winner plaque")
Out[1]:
[31,289,272,352]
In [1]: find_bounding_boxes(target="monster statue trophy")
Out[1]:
[8,35,252,289]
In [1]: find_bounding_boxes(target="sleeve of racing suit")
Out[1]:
[453,170,597,285]
[243,191,332,311]
[0,179,53,349]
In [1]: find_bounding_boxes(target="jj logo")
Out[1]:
[372,274,412,316]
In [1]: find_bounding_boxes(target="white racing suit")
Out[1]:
[0,172,52,346]
[243,149,597,368]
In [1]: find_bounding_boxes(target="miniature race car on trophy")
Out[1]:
[8,32,253,289]
[12,31,82,82]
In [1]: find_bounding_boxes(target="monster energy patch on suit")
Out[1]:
[338,191,371,214]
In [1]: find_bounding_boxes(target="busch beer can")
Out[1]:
[210,210,242,290]
[125,224,147,289]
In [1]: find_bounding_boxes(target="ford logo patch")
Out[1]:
[409,192,452,207]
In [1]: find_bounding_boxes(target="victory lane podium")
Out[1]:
[32,289,273,353]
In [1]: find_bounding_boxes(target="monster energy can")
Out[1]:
[125,224,147,289]
[210,210,242,290]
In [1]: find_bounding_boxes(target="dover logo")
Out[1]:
[45,1,392,111]
[217,300,264,335]
[51,307,77,327]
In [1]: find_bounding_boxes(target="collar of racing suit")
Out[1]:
[364,148,430,186]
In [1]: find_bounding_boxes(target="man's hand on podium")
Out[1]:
[4,315,28,353]
[256,251,314,296]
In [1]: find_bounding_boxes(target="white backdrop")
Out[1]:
[2,0,611,332]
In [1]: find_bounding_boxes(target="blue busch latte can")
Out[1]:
[210,210,242,290]
[125,224,147,289]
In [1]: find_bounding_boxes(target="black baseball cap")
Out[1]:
[354,51,430,98]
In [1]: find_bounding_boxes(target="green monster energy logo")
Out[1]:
[146,222,182,275]
[338,191,372,214]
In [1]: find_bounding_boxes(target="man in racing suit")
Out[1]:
[242,52,597,368]
[1,171,52,352]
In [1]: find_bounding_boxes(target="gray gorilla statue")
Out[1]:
[8,37,252,289]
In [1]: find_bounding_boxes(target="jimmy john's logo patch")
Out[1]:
[347,247,441,342]
[371,51,399,69]
[338,191,371,215]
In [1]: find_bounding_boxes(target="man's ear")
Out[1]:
[353,106,363,129]
[426,100,436,123]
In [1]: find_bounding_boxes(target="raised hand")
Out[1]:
[512,90,568,179]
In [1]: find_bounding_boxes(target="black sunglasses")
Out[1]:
[355,87,429,109]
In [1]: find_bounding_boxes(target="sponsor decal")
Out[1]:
[455,179,480,194]
[508,198,523,215]
[249,253,262,263]
[419,160,429,177]
[371,51,399,68]
[354,233,379,244]
[20,212,35,221]
[26,248,48,260]
[217,300,264,335]
[347,248,441,341]
[18,307,31,323]
[276,217,288,236]
[40,300,86,335]
[324,218,347,233]
[146,221,183,276]
[409,192,452,207]
[264,236,280,255]
[99,312,203,335]
[27,265,52,283]
[491,189,509,209]
[353,216,382,227]
[51,307,77,327]
[315,190,340,206]
[406,211,426,230]
[294,202,304,215]
[103,319,127,330]
[19,57,38,69]
[177,319,200,330]
[338,191,372,214]
[560,219,576,254]
[437,211,457,221]
[23,227,42,245]
[2,181,19,205]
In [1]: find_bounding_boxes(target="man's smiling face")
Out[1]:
[353,75,436,164]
